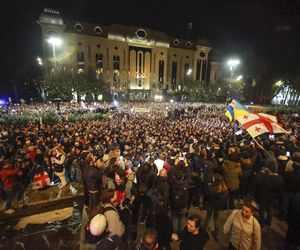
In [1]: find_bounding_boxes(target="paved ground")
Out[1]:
[0,184,288,250]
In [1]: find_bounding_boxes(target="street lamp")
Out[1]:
[46,37,62,69]
[227,59,240,78]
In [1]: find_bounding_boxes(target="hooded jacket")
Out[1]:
[222,160,242,191]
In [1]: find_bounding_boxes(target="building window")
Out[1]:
[97,44,101,48]
[184,63,189,82]
[172,61,177,84]
[160,52,164,56]
[77,51,85,70]
[74,23,83,32]
[136,29,147,39]
[173,54,177,57]
[113,70,120,87]
[196,59,201,81]
[173,39,180,46]
[186,41,192,48]
[201,60,207,82]
[137,52,143,74]
[94,26,103,34]
[96,53,103,71]
[115,46,118,50]
[113,55,120,70]
[200,51,206,57]
[78,42,82,46]
[159,60,164,84]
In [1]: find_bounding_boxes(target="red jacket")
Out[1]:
[0,167,19,189]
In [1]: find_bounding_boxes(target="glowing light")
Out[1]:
[236,75,243,81]
[275,80,283,87]
[187,69,192,75]
[47,37,62,46]
[37,57,43,65]
[0,99,7,106]
[170,99,174,103]
[154,95,163,101]
[227,59,240,66]
[113,100,118,106]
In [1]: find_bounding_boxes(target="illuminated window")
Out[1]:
[77,51,85,70]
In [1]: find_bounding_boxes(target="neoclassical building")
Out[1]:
[38,9,221,96]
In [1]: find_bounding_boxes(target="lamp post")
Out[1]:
[46,37,62,69]
[227,59,240,78]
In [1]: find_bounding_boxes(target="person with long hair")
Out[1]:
[203,173,229,241]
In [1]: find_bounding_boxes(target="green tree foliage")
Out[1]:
[45,68,110,102]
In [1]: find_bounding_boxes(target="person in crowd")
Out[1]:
[169,159,190,232]
[222,150,242,209]
[135,162,156,224]
[172,214,209,250]
[136,227,159,250]
[0,161,25,214]
[284,192,300,250]
[223,199,261,250]
[147,199,173,250]
[254,156,284,227]
[203,173,229,241]
[239,150,256,199]
[108,168,137,208]
[83,152,104,211]
[50,146,67,189]
[101,189,125,237]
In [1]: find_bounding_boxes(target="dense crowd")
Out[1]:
[0,102,299,250]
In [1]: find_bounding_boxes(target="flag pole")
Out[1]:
[251,137,261,146]
[233,121,236,143]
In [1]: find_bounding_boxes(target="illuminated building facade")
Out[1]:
[39,9,221,95]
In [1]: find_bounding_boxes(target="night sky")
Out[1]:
[0,0,299,87]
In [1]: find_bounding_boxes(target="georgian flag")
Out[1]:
[236,113,288,138]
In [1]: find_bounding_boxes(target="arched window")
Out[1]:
[77,51,85,70]
[96,53,103,71]
[113,55,120,70]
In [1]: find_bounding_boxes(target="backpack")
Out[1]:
[172,179,189,210]
[85,206,118,244]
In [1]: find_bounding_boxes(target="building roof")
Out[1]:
[61,19,210,49]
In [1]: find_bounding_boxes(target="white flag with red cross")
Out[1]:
[236,113,288,138]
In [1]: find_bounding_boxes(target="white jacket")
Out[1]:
[224,210,261,250]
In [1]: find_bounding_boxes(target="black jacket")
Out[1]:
[254,172,284,203]
[178,227,209,250]
[83,164,103,192]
